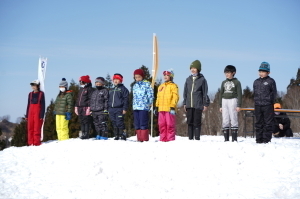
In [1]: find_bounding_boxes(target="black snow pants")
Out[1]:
[255,105,274,143]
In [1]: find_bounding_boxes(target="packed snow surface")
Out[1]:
[1,136,300,199]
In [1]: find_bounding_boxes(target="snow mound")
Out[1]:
[1,136,300,199]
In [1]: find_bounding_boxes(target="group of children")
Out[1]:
[25,60,277,146]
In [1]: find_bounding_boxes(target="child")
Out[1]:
[273,103,293,137]
[25,79,45,146]
[253,62,277,143]
[108,73,129,140]
[219,65,242,142]
[75,75,94,139]
[54,78,73,141]
[132,69,154,142]
[90,77,109,140]
[155,69,179,142]
[183,60,210,140]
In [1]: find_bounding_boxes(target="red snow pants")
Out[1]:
[27,103,43,146]
[158,111,176,142]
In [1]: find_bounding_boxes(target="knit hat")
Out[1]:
[163,68,175,78]
[133,69,144,78]
[259,62,270,72]
[274,103,282,109]
[30,79,40,86]
[190,60,201,72]
[59,78,68,88]
[113,73,123,82]
[95,77,105,84]
[224,65,236,73]
[79,75,91,83]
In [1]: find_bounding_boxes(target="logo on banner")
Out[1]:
[41,61,45,68]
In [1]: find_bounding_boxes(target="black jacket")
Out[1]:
[274,112,291,131]
[253,76,277,106]
[183,73,210,110]
[90,86,109,112]
[76,85,94,107]
[108,84,129,110]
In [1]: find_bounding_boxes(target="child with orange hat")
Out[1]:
[273,103,293,137]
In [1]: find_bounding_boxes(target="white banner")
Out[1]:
[38,57,47,141]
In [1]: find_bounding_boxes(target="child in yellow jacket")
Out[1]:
[155,69,179,142]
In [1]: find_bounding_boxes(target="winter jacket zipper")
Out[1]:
[78,88,85,107]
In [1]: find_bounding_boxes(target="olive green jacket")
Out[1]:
[54,90,74,115]
[219,78,242,107]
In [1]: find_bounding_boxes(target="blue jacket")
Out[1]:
[133,80,154,110]
[108,84,129,110]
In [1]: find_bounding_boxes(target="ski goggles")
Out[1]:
[163,71,174,77]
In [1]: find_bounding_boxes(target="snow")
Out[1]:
[1,136,300,199]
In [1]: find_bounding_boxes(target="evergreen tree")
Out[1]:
[287,68,300,89]
[68,80,81,138]
[0,127,6,150]
[105,73,114,137]
[11,118,27,147]
[42,100,57,141]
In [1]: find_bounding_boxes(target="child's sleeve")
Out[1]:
[271,80,277,104]
[219,82,224,107]
[40,92,45,119]
[87,88,94,107]
[182,80,187,105]
[25,93,30,118]
[122,87,130,111]
[170,84,179,108]
[155,85,160,107]
[202,79,209,107]
[147,82,154,106]
[237,81,242,107]
[66,94,73,113]
[104,89,109,111]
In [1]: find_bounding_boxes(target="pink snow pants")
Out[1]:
[158,111,176,142]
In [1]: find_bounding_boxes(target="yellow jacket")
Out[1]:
[156,81,179,112]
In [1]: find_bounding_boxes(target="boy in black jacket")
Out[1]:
[183,60,210,140]
[90,77,109,140]
[75,75,94,139]
[253,62,277,143]
[108,73,129,140]
[273,103,293,137]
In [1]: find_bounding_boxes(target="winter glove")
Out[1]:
[103,110,109,114]
[103,110,109,121]
[74,107,78,115]
[86,107,91,116]
[170,107,176,115]
[65,112,72,120]
[153,107,158,116]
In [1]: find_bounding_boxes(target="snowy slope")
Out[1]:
[0,136,300,199]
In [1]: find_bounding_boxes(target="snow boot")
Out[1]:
[194,127,201,140]
[188,125,194,140]
[101,131,108,140]
[114,128,119,140]
[80,132,89,139]
[136,129,141,141]
[119,128,127,141]
[232,128,238,142]
[223,128,230,142]
[140,129,149,142]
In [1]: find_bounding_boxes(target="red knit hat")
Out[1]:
[133,69,144,78]
[113,73,123,82]
[79,75,91,83]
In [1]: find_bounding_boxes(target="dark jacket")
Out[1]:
[76,85,94,107]
[219,78,242,107]
[183,73,210,110]
[253,76,277,106]
[274,112,291,131]
[25,91,45,119]
[90,86,109,112]
[108,84,129,110]
[54,90,73,115]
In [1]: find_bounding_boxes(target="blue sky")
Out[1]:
[0,0,299,122]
